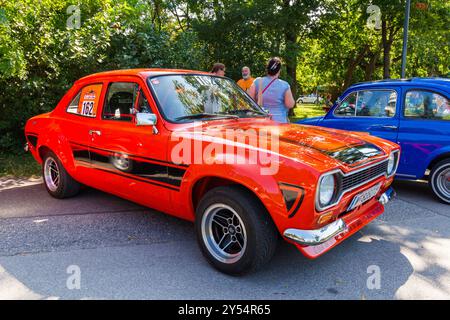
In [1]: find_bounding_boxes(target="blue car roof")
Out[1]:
[350,77,450,91]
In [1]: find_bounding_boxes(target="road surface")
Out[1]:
[0,179,449,299]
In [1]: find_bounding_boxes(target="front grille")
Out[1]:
[342,160,388,191]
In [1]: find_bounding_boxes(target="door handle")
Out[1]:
[381,125,398,130]
[89,130,102,136]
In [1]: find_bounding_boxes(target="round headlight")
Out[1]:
[387,153,396,175]
[319,174,336,207]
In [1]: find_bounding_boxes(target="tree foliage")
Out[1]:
[0,0,448,152]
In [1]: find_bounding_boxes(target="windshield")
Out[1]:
[147,74,268,122]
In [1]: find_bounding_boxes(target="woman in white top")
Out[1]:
[248,57,295,123]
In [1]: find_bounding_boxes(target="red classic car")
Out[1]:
[25,69,399,275]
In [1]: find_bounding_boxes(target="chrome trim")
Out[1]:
[396,173,416,178]
[386,150,400,178]
[283,219,348,246]
[315,151,400,212]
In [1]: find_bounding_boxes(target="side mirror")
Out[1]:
[136,113,158,134]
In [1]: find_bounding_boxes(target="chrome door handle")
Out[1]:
[381,125,398,130]
[89,130,101,136]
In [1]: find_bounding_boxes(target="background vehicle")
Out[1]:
[297,94,321,104]
[297,78,450,204]
[25,69,399,275]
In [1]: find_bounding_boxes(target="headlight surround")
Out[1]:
[317,173,339,209]
[387,151,399,177]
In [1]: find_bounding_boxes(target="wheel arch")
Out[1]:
[35,133,77,174]
[189,173,286,234]
[427,152,450,172]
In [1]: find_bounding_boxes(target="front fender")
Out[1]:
[179,163,288,233]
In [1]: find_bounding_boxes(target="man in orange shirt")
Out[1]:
[237,66,254,93]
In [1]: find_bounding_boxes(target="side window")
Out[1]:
[404,90,450,120]
[136,88,153,114]
[334,92,357,116]
[66,84,103,117]
[356,90,396,117]
[103,82,139,121]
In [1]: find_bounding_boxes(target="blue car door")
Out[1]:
[396,87,450,178]
[320,87,400,143]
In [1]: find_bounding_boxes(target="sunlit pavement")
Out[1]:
[0,179,449,299]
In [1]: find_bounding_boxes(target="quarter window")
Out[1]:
[66,84,103,117]
[136,88,153,114]
[103,82,139,121]
[334,90,397,118]
[334,92,357,116]
[404,90,450,120]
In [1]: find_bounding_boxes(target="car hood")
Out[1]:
[171,119,389,169]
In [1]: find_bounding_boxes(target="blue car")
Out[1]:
[297,78,450,204]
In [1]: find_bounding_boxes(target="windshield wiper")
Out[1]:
[227,109,268,117]
[175,113,238,121]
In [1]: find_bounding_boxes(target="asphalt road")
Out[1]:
[0,178,449,300]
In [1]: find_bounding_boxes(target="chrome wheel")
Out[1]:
[201,203,247,264]
[436,168,450,199]
[44,157,60,192]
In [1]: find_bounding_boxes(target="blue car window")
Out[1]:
[334,92,357,116]
[405,90,450,120]
[334,90,396,118]
[355,90,396,117]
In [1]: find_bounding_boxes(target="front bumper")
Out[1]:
[283,187,395,247]
[284,219,348,246]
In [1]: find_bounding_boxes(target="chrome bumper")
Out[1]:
[283,219,348,246]
[284,188,395,246]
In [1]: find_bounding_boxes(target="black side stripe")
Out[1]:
[69,141,188,168]
[69,142,187,191]
[96,168,180,191]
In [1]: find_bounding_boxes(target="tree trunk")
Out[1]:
[381,20,399,79]
[343,45,369,90]
[364,49,381,81]
[284,30,298,99]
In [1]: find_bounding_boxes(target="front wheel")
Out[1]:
[42,151,80,199]
[429,158,450,204]
[195,186,278,275]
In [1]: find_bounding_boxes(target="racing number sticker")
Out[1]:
[77,84,102,117]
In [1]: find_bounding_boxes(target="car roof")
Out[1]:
[350,77,450,91]
[75,68,212,83]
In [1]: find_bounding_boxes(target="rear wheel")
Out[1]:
[42,151,80,199]
[429,158,450,204]
[195,186,278,275]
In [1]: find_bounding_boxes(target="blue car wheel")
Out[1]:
[429,158,450,204]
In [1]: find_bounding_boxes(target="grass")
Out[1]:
[0,151,41,178]
[289,103,327,123]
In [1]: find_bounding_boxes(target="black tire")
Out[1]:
[429,158,450,204]
[42,151,80,199]
[195,185,279,275]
